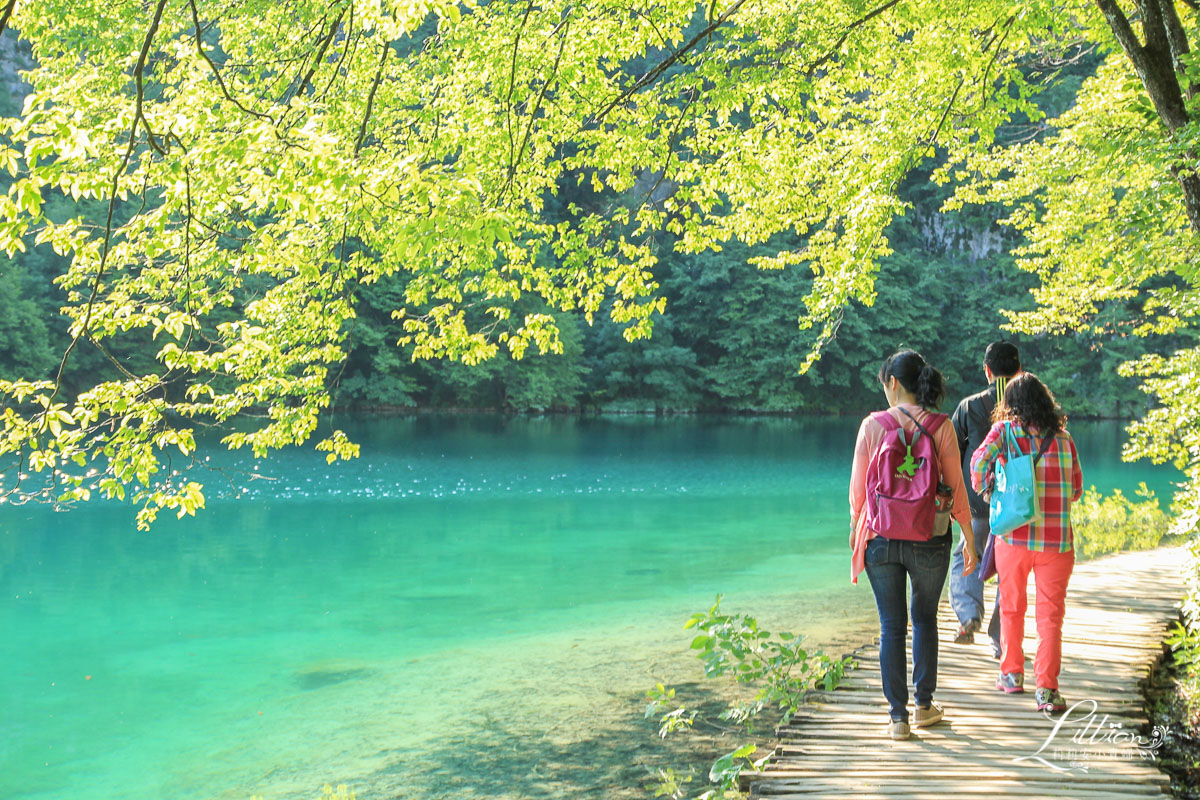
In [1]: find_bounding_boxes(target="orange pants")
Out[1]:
[995,538,1075,690]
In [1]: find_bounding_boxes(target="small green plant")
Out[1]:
[684,595,854,724]
[644,766,695,799]
[701,743,770,799]
[251,783,357,800]
[1074,484,1174,560]
[645,682,698,738]
[1168,534,1200,732]
[1166,620,1200,673]
[644,596,854,799]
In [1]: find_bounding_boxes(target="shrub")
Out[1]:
[1073,484,1174,561]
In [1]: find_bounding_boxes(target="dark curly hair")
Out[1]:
[992,372,1067,435]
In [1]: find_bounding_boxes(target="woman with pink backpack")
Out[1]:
[849,350,978,740]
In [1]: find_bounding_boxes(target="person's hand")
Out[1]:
[963,543,979,576]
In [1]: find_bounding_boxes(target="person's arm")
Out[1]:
[936,420,972,532]
[849,417,872,547]
[1068,435,1084,502]
[936,419,976,574]
[971,423,1004,496]
[951,399,969,465]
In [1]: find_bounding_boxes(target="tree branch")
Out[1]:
[505,0,537,182]
[1096,0,1189,128]
[1094,0,1149,73]
[976,15,1017,111]
[1140,0,1173,57]
[1097,0,1200,231]
[928,74,967,148]
[319,0,355,98]
[640,86,698,207]
[504,16,571,196]
[0,0,16,39]
[188,0,275,121]
[804,0,904,78]
[292,7,347,102]
[49,0,170,407]
[589,0,749,125]
[1154,0,1197,100]
[355,42,390,152]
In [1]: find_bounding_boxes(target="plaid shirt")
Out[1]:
[970,422,1084,553]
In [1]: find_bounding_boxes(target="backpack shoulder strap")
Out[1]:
[925,412,949,434]
[897,407,947,440]
[871,410,900,432]
[1033,431,1057,465]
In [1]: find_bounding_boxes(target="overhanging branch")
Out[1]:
[355,42,391,153]
[589,0,749,125]
[188,0,275,121]
[48,0,170,407]
[804,0,904,78]
[0,0,16,39]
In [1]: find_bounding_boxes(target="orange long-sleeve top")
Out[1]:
[847,402,974,584]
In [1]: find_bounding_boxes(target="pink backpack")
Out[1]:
[864,408,948,541]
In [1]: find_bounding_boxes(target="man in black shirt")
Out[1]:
[948,341,1022,657]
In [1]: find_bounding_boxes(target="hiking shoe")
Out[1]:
[1035,688,1067,713]
[888,719,911,740]
[953,618,981,644]
[996,672,1024,693]
[913,702,944,728]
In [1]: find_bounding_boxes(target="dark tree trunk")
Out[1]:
[1095,0,1200,232]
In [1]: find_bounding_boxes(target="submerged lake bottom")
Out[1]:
[0,416,1173,800]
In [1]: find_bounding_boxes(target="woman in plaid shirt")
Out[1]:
[970,373,1083,713]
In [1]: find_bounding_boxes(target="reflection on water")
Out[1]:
[0,416,1176,800]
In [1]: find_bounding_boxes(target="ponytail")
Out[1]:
[916,363,947,409]
[879,349,946,410]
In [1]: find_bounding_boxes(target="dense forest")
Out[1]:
[0,34,1186,418]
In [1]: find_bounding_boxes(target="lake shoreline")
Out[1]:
[329,405,1149,422]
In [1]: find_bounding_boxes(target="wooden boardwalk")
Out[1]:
[750,547,1186,799]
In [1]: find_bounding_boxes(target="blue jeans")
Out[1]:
[864,535,952,722]
[949,517,1001,647]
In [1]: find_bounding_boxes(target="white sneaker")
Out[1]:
[913,702,944,727]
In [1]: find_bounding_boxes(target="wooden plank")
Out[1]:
[754,769,1168,785]
[752,785,1167,799]
[798,691,1148,719]
[750,546,1184,799]
[833,671,1142,690]
[751,777,1167,792]
[771,752,1166,773]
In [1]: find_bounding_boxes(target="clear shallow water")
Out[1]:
[0,416,1177,800]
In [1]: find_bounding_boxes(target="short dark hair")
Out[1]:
[992,372,1066,435]
[984,341,1021,377]
[878,349,947,409]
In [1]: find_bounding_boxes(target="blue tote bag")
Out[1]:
[988,424,1055,538]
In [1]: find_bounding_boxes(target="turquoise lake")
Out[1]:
[0,416,1178,800]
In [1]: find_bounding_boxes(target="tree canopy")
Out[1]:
[0,0,1197,529]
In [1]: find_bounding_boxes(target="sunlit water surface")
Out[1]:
[0,416,1177,800]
